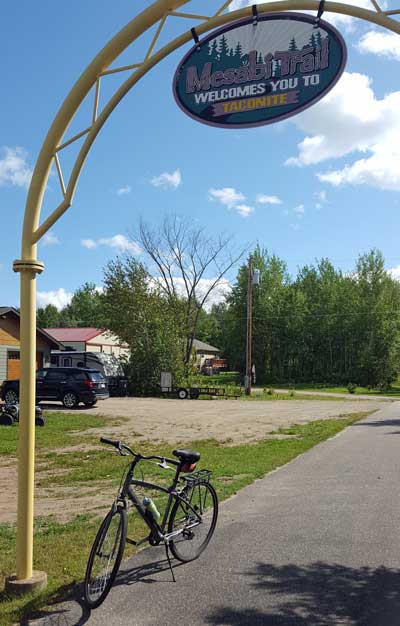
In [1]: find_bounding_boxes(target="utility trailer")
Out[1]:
[160,385,226,400]
[159,372,226,400]
[158,372,244,400]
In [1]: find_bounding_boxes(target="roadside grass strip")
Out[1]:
[0,413,126,456]
[276,383,400,397]
[0,411,373,626]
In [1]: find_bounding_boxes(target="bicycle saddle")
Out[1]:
[173,449,201,464]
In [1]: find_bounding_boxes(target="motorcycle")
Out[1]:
[0,403,45,427]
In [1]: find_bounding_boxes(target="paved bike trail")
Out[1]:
[33,402,400,626]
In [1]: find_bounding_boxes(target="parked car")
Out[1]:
[0,367,109,408]
[50,351,128,397]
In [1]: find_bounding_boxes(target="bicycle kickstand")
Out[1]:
[164,542,176,583]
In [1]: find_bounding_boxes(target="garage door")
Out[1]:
[7,351,44,380]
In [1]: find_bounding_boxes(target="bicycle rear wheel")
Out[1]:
[168,481,218,563]
[84,506,127,609]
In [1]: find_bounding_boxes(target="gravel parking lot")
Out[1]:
[81,396,385,444]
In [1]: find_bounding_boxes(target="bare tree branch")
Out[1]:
[137,215,247,365]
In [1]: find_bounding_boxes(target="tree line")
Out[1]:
[197,247,400,388]
[37,226,400,391]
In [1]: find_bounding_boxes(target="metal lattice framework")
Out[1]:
[12,0,400,587]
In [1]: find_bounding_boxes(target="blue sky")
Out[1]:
[2,0,400,310]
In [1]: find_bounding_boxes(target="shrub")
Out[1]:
[347,382,357,394]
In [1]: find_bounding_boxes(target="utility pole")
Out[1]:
[246,256,252,396]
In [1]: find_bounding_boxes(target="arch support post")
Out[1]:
[5,259,47,594]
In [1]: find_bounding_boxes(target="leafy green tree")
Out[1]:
[217,247,400,387]
[64,282,104,327]
[37,304,60,328]
[101,258,185,395]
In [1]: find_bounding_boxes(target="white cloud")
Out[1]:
[317,149,400,189]
[293,204,305,216]
[81,239,97,249]
[81,235,141,254]
[37,288,73,311]
[286,72,400,191]
[388,265,400,280]
[235,204,254,217]
[150,169,182,189]
[228,0,385,31]
[42,231,59,246]
[117,185,131,196]
[98,235,141,255]
[357,30,400,61]
[0,146,32,188]
[208,187,253,217]
[256,194,282,205]
[209,187,246,208]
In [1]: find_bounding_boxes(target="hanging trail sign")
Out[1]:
[173,12,347,128]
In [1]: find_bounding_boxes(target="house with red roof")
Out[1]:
[44,328,128,357]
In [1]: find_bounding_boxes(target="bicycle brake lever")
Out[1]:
[158,459,173,470]
[117,443,128,457]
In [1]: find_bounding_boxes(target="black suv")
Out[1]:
[0,367,109,408]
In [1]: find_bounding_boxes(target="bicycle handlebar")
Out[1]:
[100,437,180,466]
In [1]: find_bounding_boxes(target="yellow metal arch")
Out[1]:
[12,0,400,586]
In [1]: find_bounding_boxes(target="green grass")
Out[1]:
[197,390,348,402]
[190,371,240,386]
[0,411,372,626]
[276,383,400,397]
[0,412,124,456]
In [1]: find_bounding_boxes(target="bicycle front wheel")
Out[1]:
[84,506,127,609]
[168,481,218,563]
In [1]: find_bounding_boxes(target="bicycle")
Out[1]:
[84,437,218,609]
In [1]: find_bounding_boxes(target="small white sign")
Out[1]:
[161,371,172,391]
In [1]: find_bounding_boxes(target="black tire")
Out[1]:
[190,388,200,400]
[62,391,78,408]
[84,400,97,407]
[35,416,45,427]
[168,481,218,563]
[177,387,188,400]
[84,506,127,609]
[4,389,19,405]
[0,413,14,426]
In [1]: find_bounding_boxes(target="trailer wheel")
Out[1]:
[177,388,188,400]
[35,416,45,427]
[190,388,200,399]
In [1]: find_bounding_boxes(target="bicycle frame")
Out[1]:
[117,455,202,546]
